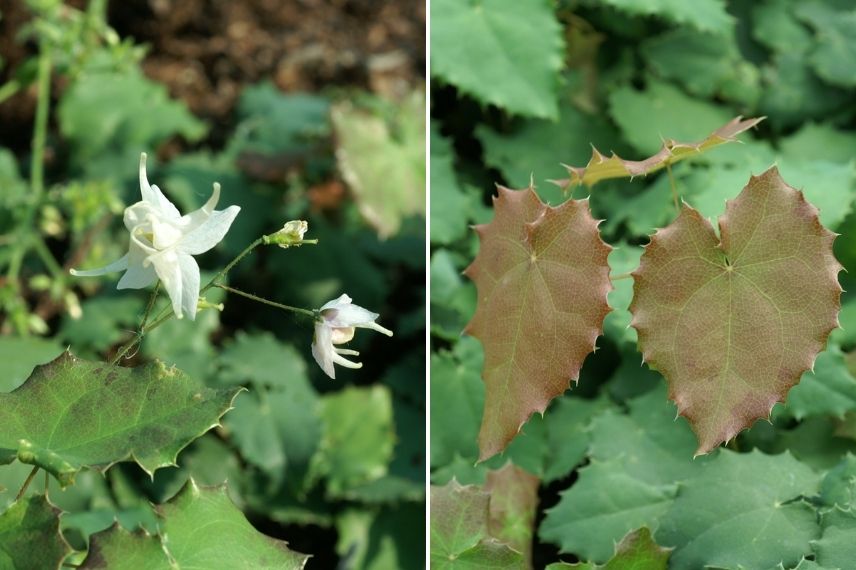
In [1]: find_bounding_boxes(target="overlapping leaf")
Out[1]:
[430,480,525,570]
[596,0,732,34]
[0,352,240,486]
[630,167,842,454]
[82,480,308,568]
[556,116,762,189]
[0,495,71,569]
[546,528,670,570]
[464,186,612,460]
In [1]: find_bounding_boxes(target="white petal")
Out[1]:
[70,254,129,277]
[326,303,380,328]
[331,326,355,344]
[334,348,360,356]
[179,182,222,233]
[138,153,181,221]
[320,294,353,311]
[178,205,241,255]
[117,242,157,289]
[332,351,362,369]
[177,254,200,320]
[149,250,183,319]
[311,322,336,379]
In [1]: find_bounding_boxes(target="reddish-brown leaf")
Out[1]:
[464,186,612,461]
[555,116,763,189]
[630,167,842,454]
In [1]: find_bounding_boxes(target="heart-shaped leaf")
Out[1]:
[0,351,241,486]
[630,167,842,454]
[464,186,612,460]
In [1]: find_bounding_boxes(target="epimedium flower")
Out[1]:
[71,153,240,320]
[312,294,393,379]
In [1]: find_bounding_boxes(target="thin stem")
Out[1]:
[15,466,39,501]
[139,281,160,331]
[44,470,49,496]
[215,284,315,318]
[32,236,64,280]
[0,79,21,106]
[611,272,633,281]
[7,48,51,284]
[666,162,679,212]
[200,237,263,296]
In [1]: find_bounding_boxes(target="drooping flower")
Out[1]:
[311,294,393,379]
[71,153,240,320]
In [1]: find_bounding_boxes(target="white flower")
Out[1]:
[311,294,393,379]
[71,153,240,320]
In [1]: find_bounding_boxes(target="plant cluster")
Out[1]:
[0,1,425,567]
[430,0,856,568]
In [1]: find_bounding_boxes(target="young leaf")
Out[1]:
[430,0,563,119]
[0,352,240,486]
[0,495,71,569]
[630,167,842,454]
[430,480,525,570]
[83,480,308,568]
[658,450,821,570]
[485,464,539,563]
[546,527,670,570]
[556,116,762,189]
[464,186,612,461]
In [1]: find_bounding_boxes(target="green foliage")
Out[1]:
[0,352,239,486]
[82,480,308,568]
[431,2,856,565]
[431,0,564,119]
[545,528,670,570]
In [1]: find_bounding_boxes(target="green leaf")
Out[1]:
[814,508,856,569]
[540,461,676,563]
[0,495,71,569]
[335,504,425,570]
[658,450,821,570]
[58,296,144,354]
[235,82,330,155]
[780,123,856,164]
[430,339,484,468]
[0,352,240,486]
[58,63,206,179]
[780,345,856,420]
[608,81,733,156]
[431,0,563,119]
[431,125,471,245]
[331,92,425,239]
[595,0,732,34]
[795,2,856,88]
[430,250,477,341]
[308,386,395,498]
[430,480,525,570]
[0,337,62,392]
[819,454,856,508]
[752,0,813,54]
[476,105,624,188]
[641,29,758,104]
[218,331,308,389]
[83,480,308,569]
[630,168,843,454]
[603,244,643,345]
[541,395,612,482]
[464,186,612,460]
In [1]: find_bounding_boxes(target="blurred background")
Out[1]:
[0,0,425,567]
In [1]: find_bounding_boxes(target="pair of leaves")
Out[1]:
[0,351,239,486]
[466,166,841,460]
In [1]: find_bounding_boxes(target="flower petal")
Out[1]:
[325,303,380,328]
[178,205,241,255]
[321,294,352,311]
[311,322,336,379]
[177,254,200,320]
[117,242,157,289]
[70,254,129,277]
[139,153,181,221]
[179,182,221,233]
[149,250,183,319]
